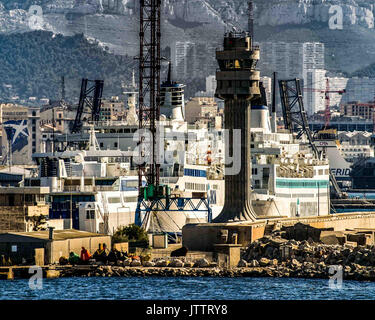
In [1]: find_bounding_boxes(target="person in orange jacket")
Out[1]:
[80,247,91,263]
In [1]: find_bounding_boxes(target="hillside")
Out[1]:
[0,31,136,102]
[0,30,204,102]
[352,63,375,78]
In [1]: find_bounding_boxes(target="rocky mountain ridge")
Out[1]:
[1,0,374,34]
[1,0,375,76]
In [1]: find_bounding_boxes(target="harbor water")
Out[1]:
[2,277,375,300]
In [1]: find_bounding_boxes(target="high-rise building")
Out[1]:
[260,76,272,106]
[303,69,327,115]
[205,75,217,96]
[257,42,325,80]
[171,41,196,79]
[171,41,219,80]
[328,77,349,107]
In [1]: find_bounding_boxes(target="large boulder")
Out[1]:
[171,247,188,257]
[143,261,155,267]
[194,258,210,268]
[169,259,184,268]
[291,259,302,268]
[320,231,345,245]
[155,259,168,267]
[269,237,288,247]
[282,223,321,242]
[249,260,259,267]
[184,262,193,268]
[259,258,270,267]
[237,259,248,268]
[123,258,132,267]
[130,259,142,267]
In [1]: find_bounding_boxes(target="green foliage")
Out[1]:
[352,64,375,78]
[0,30,136,101]
[112,224,149,244]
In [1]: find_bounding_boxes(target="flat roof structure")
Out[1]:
[0,229,105,242]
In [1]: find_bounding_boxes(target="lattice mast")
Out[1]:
[138,0,162,191]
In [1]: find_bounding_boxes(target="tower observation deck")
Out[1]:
[214,31,261,222]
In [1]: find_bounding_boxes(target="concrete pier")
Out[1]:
[182,212,375,251]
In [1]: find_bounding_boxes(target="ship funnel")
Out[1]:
[251,105,271,133]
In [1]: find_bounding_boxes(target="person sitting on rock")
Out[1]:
[100,243,109,264]
[68,252,80,265]
[80,247,91,264]
[107,248,119,264]
[92,244,103,262]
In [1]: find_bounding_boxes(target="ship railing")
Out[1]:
[94,186,116,192]
[63,186,95,192]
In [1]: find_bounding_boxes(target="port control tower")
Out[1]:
[213,30,261,222]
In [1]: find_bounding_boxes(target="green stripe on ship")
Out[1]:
[276,179,329,189]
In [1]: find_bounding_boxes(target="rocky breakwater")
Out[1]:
[239,235,375,281]
[58,258,237,278]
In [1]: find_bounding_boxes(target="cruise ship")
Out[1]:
[22,66,226,236]
[28,126,224,235]
[250,104,330,217]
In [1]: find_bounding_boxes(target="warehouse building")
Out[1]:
[0,229,110,265]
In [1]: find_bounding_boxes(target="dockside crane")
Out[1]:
[70,79,104,134]
[135,0,212,238]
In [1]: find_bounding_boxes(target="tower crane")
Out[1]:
[304,78,346,129]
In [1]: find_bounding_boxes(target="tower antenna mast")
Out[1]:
[248,1,254,38]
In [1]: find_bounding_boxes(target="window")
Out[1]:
[108,197,121,204]
[254,180,260,188]
[121,179,145,191]
[86,210,95,219]
[184,169,207,178]
[124,196,137,203]
[114,142,118,148]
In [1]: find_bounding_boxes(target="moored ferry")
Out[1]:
[250,104,330,217]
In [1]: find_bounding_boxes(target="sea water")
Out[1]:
[1,277,375,300]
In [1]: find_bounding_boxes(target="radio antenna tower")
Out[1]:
[248,1,254,38]
[138,0,162,190]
